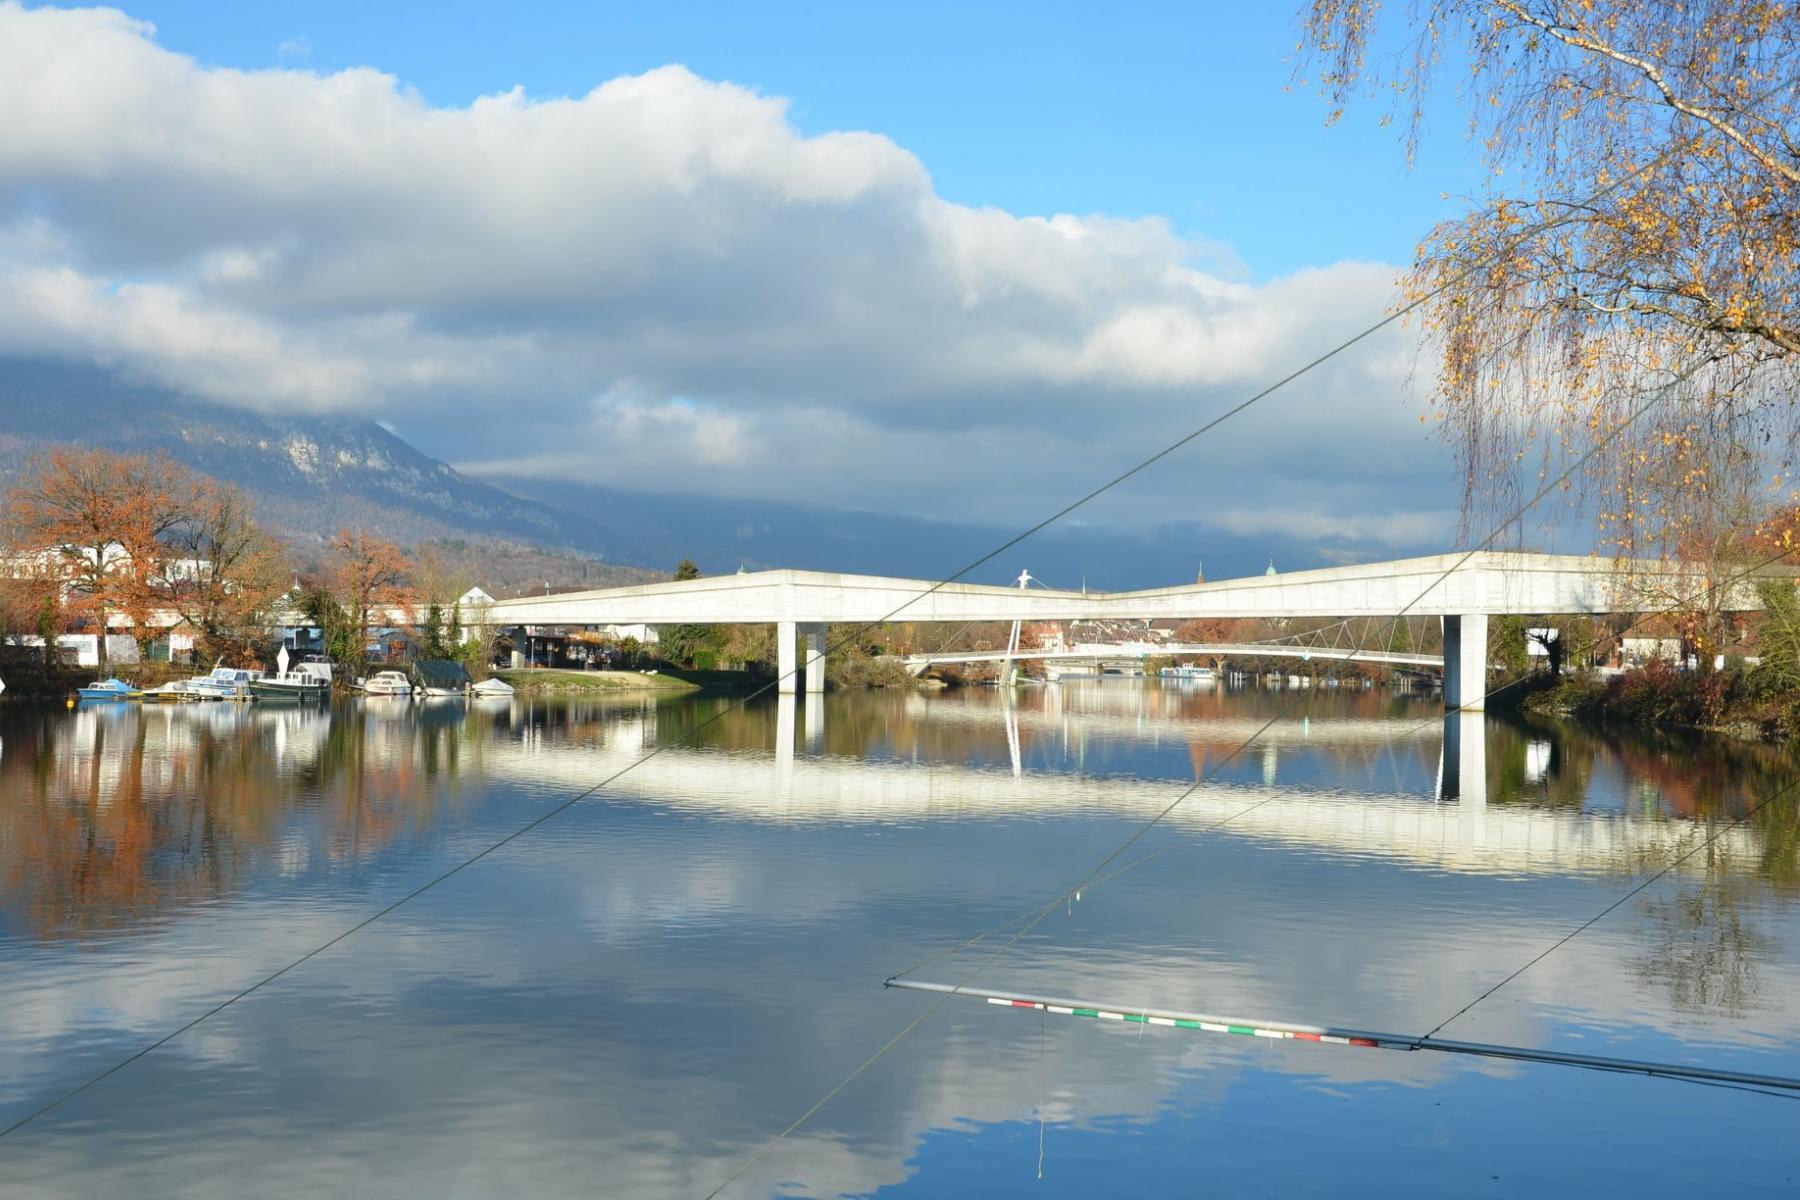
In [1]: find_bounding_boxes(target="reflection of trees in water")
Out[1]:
[1631,870,1776,1018]
[1497,711,1800,896]
[1487,715,1594,810]
[0,702,489,942]
[1490,712,1796,1016]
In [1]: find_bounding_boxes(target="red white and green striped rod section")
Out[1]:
[883,978,1800,1094]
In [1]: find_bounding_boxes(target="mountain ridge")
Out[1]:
[0,357,1399,590]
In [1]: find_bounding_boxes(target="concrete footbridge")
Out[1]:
[483,551,1750,709]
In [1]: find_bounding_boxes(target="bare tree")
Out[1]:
[168,481,291,665]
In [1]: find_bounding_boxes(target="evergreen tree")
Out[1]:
[662,558,721,667]
[423,603,449,659]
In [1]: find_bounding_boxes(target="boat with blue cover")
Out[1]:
[77,678,142,701]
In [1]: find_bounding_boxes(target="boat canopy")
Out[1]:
[410,659,472,690]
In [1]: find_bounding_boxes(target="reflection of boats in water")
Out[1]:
[78,678,141,701]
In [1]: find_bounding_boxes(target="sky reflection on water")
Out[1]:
[1,683,1798,1197]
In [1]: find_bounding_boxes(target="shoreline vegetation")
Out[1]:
[1515,662,1800,744]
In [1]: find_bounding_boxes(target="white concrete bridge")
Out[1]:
[482,552,1751,708]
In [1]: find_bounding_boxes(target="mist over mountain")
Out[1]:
[0,357,1416,590]
[0,357,619,559]
[482,475,1353,588]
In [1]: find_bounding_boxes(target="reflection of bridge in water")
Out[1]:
[901,692,1443,750]
[481,701,1762,882]
[902,643,1443,674]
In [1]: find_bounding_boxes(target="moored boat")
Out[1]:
[251,651,332,702]
[470,677,515,698]
[412,658,473,697]
[78,678,142,701]
[250,673,329,702]
[361,670,414,697]
[188,667,261,700]
[143,681,195,702]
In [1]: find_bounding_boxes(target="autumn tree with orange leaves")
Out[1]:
[324,529,414,677]
[1300,2,1800,572]
[4,448,292,668]
[4,448,194,667]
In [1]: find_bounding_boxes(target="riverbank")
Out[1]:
[494,668,703,694]
[0,660,191,701]
[1517,661,1800,742]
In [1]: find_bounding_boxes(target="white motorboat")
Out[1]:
[143,681,194,702]
[470,677,515,698]
[188,667,262,700]
[361,670,414,697]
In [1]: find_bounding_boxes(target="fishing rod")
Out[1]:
[884,978,1800,1094]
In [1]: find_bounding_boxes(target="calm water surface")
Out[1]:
[2,682,1798,1197]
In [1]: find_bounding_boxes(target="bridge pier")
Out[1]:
[777,620,828,694]
[1441,613,1489,712]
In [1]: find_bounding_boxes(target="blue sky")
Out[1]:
[114,0,1485,278]
[0,2,1500,557]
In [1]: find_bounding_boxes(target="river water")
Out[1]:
[2,682,1798,1197]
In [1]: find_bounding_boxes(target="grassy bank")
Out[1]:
[495,668,702,694]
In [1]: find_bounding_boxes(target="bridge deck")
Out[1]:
[481,552,1751,627]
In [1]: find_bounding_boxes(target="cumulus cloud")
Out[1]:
[0,2,1446,546]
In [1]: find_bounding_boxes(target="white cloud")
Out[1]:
[0,1,1446,538]
[1209,506,1457,547]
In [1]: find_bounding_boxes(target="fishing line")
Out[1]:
[5,81,1781,1162]
[707,356,1724,1196]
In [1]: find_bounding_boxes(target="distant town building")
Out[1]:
[457,586,497,608]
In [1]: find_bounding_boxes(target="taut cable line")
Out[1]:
[939,540,1800,947]
[703,357,1721,1197]
[7,78,1787,1157]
